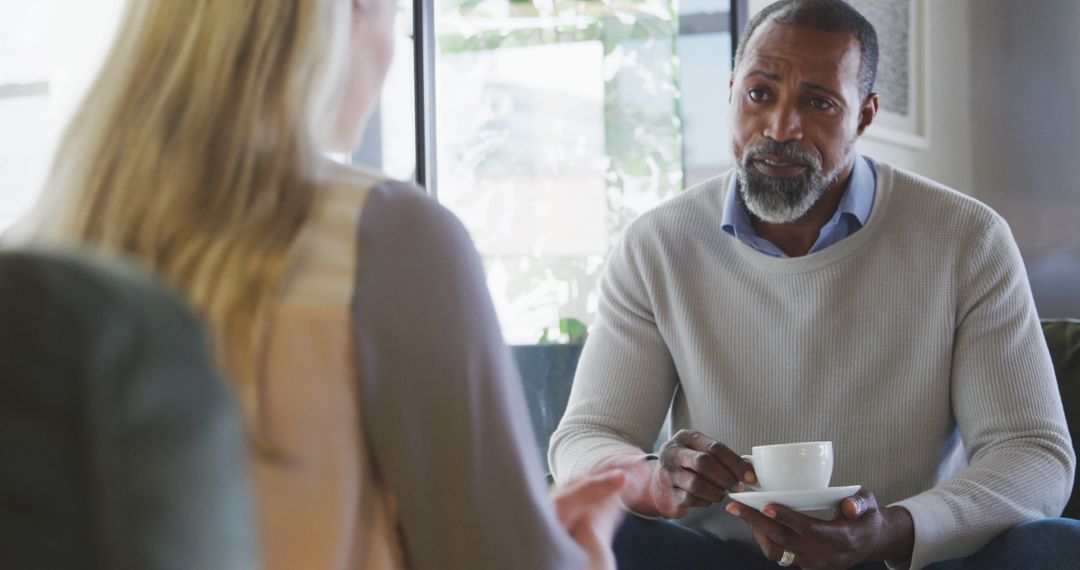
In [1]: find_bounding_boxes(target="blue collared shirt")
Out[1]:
[721,155,876,257]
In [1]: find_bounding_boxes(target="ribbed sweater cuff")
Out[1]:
[553,442,645,483]
[891,494,957,570]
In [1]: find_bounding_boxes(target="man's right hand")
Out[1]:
[633,429,757,519]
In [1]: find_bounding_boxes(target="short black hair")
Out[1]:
[733,0,879,101]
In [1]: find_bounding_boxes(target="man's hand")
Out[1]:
[632,429,756,519]
[724,488,915,570]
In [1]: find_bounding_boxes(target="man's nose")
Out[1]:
[762,102,803,142]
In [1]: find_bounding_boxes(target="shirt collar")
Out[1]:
[838,155,875,226]
[721,173,770,252]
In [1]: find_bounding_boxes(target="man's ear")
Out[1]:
[856,92,880,136]
[729,74,734,103]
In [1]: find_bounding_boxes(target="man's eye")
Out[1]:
[748,88,768,102]
[809,98,834,110]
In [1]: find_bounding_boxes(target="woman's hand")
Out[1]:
[551,461,648,570]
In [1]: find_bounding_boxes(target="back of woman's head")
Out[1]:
[23,0,356,421]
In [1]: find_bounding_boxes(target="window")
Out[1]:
[0,0,125,232]
[678,0,743,186]
[0,0,415,227]
[427,0,738,345]
[423,0,740,459]
[0,0,55,231]
[1,2,740,334]
[351,1,418,181]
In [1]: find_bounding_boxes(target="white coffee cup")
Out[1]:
[741,441,833,492]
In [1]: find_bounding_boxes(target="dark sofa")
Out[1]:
[1041,318,1080,519]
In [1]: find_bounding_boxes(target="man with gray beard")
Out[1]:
[549,0,1080,568]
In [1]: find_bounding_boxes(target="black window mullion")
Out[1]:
[413,0,438,198]
[730,0,748,65]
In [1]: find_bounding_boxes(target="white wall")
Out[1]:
[744,0,1080,317]
[856,0,973,193]
[968,0,1080,317]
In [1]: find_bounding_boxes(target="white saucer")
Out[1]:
[728,485,861,513]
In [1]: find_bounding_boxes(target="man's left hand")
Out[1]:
[724,488,914,570]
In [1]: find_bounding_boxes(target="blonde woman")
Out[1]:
[11,0,643,568]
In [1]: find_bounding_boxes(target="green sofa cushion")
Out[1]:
[1041,318,1080,520]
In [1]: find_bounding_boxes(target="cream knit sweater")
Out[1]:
[549,160,1075,569]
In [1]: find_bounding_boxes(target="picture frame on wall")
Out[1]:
[847,0,928,148]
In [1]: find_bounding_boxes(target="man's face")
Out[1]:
[730,22,874,224]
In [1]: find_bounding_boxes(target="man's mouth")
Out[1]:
[750,155,809,177]
[756,159,807,178]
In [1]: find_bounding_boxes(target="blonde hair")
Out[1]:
[26,0,353,426]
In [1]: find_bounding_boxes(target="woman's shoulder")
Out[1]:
[320,162,441,225]
[319,162,385,211]
[326,163,470,253]
[283,162,469,306]
[277,164,388,306]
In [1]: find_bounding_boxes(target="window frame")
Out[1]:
[409,0,747,199]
